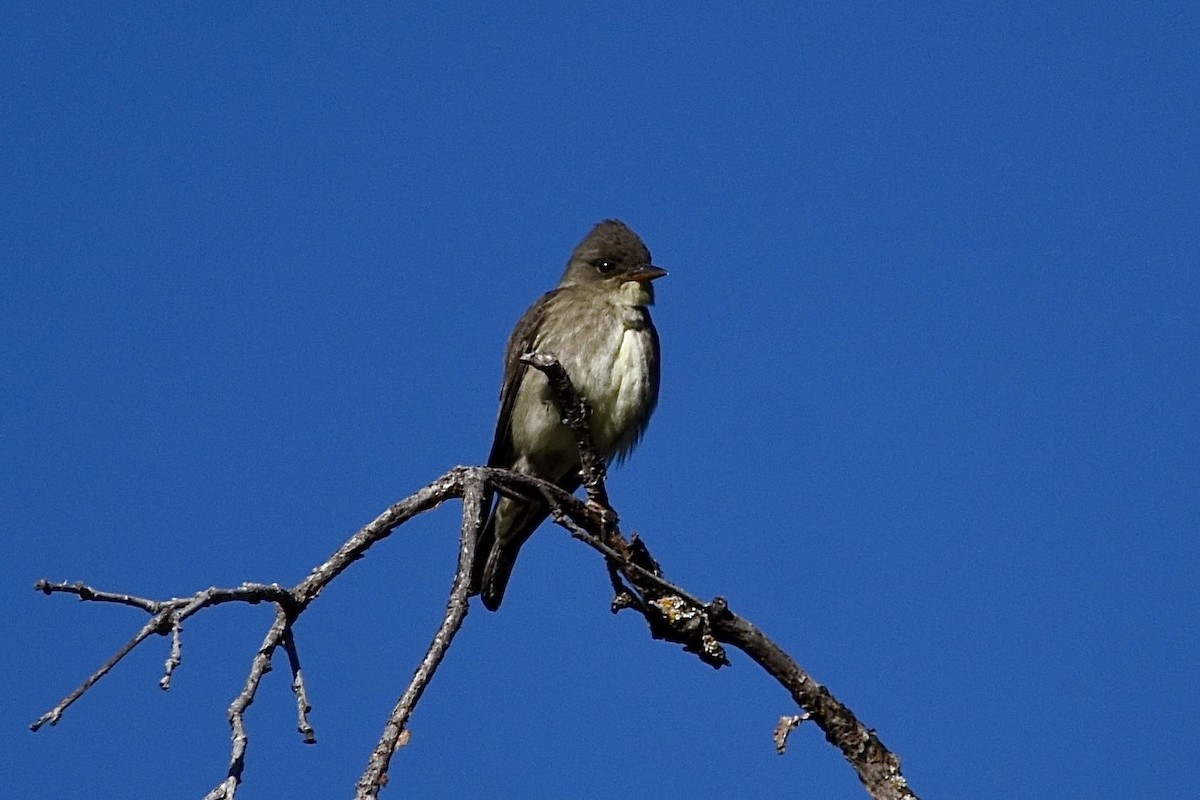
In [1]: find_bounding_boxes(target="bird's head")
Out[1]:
[559,219,667,291]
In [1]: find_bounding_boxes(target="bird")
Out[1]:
[470,219,666,611]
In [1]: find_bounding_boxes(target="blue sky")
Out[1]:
[3,3,1197,797]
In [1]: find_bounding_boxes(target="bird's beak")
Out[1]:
[625,264,668,283]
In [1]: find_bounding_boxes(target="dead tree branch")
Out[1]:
[354,473,486,799]
[31,355,917,800]
[519,353,918,800]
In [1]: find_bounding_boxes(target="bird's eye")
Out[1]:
[595,260,617,274]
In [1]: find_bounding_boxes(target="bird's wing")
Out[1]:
[487,288,559,468]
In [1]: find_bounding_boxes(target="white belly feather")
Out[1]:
[593,327,654,452]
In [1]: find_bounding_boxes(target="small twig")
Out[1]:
[160,620,184,690]
[35,578,164,613]
[30,606,172,731]
[605,561,641,613]
[355,474,487,799]
[203,607,291,800]
[705,600,916,800]
[520,352,612,512]
[282,627,316,744]
[774,713,810,754]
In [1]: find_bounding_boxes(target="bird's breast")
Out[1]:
[573,318,657,461]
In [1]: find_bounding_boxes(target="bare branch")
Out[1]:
[292,468,470,607]
[31,581,297,732]
[281,627,316,744]
[527,354,919,800]
[203,607,291,800]
[35,578,163,613]
[31,363,918,799]
[708,600,916,799]
[160,620,184,690]
[355,472,487,799]
[30,603,173,731]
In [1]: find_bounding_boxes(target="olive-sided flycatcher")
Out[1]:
[470,219,666,611]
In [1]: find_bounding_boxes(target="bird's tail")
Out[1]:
[470,495,547,611]
[477,539,520,612]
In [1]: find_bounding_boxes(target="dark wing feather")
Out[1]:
[486,289,559,468]
[470,289,559,602]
